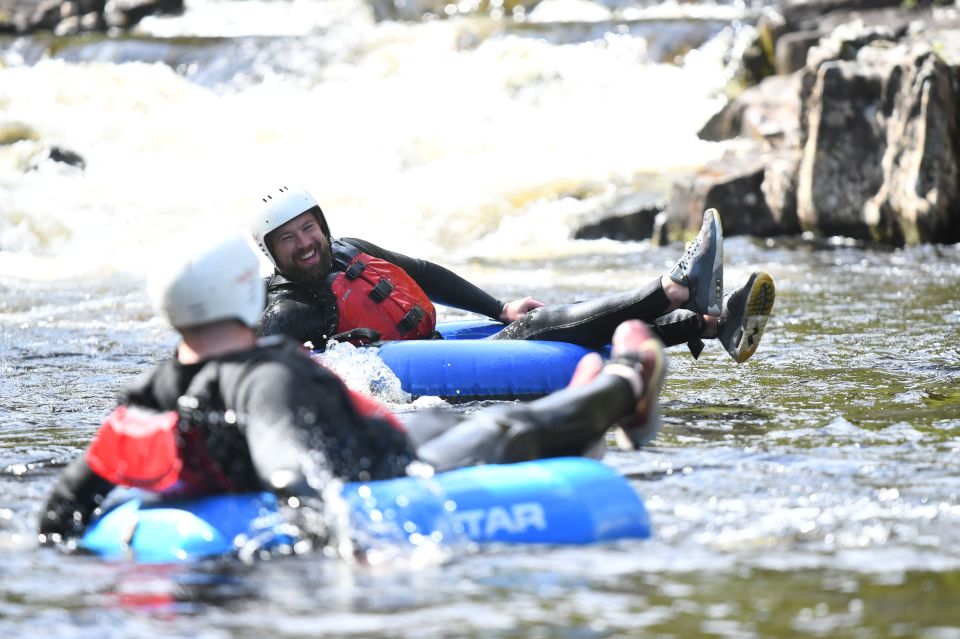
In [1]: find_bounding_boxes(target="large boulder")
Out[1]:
[699,73,802,146]
[667,11,960,245]
[796,38,889,239]
[865,40,960,244]
[668,143,801,240]
[669,72,803,240]
[798,27,960,243]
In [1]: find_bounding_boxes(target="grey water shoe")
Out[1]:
[669,208,724,316]
[718,271,776,363]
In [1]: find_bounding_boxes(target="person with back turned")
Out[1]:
[38,233,669,544]
[251,185,775,364]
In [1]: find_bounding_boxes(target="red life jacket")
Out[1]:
[85,374,406,493]
[86,405,183,492]
[87,401,274,497]
[327,242,436,344]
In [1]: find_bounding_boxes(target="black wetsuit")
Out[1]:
[39,337,638,540]
[39,337,415,539]
[256,237,707,355]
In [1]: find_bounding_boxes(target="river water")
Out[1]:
[2,0,960,636]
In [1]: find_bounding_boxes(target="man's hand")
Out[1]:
[499,297,545,323]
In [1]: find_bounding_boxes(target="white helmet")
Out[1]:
[149,233,265,329]
[250,185,329,267]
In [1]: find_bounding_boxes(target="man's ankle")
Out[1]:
[661,275,689,310]
[701,315,718,338]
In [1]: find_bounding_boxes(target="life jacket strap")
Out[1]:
[345,260,367,280]
[397,305,426,335]
[369,278,394,303]
[329,327,382,345]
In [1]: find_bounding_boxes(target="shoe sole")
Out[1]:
[728,272,775,363]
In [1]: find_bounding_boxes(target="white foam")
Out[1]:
[0,12,734,280]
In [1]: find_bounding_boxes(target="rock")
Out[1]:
[686,6,960,245]
[749,0,916,84]
[0,0,179,33]
[572,191,664,242]
[667,142,802,239]
[779,0,907,32]
[28,146,87,171]
[797,54,888,239]
[797,26,960,243]
[47,146,86,168]
[762,149,802,236]
[699,74,801,146]
[775,29,822,74]
[865,42,960,244]
[106,0,182,29]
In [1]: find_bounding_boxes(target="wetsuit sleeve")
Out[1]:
[38,453,115,541]
[343,237,505,320]
[233,358,415,495]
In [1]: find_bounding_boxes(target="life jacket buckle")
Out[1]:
[368,278,394,303]
[345,261,366,280]
[397,305,425,335]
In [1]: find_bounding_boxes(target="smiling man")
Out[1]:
[249,185,776,364]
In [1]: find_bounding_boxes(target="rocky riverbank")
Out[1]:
[666,0,960,246]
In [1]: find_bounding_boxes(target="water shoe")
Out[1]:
[669,208,724,316]
[717,271,776,363]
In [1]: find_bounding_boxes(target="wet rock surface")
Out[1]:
[587,1,960,246]
[0,0,181,34]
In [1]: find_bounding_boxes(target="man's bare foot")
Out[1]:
[661,275,690,311]
[568,352,604,388]
[602,320,667,450]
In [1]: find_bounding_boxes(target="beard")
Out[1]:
[282,239,333,283]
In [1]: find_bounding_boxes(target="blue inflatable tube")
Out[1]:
[373,320,607,400]
[81,458,650,563]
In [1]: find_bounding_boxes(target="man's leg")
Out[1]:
[411,321,667,473]
[490,277,672,349]
[490,209,724,349]
[653,271,777,362]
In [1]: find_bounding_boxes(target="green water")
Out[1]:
[0,236,958,637]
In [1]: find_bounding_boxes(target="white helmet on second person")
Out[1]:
[149,234,265,329]
[250,185,330,267]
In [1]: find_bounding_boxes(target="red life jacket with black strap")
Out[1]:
[327,241,437,344]
[87,363,255,497]
[86,358,407,495]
